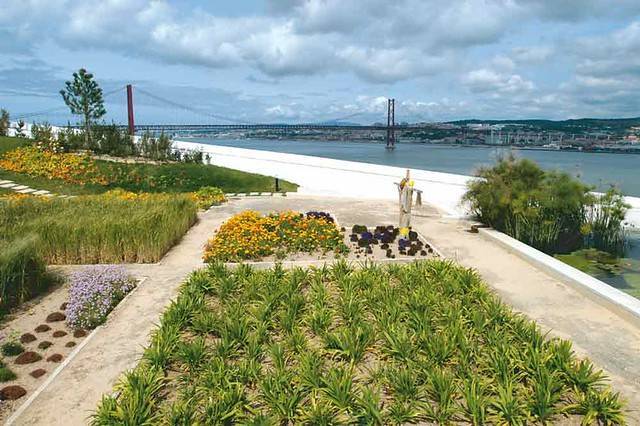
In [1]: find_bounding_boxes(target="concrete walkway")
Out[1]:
[13,195,640,424]
[0,180,67,198]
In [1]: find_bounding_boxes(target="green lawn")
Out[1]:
[93,260,626,425]
[0,136,297,195]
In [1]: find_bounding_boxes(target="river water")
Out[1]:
[188,138,640,196]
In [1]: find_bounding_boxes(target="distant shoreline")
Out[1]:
[181,135,640,155]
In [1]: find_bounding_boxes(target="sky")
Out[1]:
[0,0,639,124]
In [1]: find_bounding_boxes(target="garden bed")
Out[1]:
[0,191,198,264]
[203,211,441,264]
[0,265,137,422]
[94,261,626,424]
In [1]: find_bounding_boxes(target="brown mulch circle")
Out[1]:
[35,324,51,333]
[60,302,68,311]
[29,369,46,379]
[38,341,53,350]
[15,351,42,365]
[73,329,87,338]
[52,331,67,338]
[20,333,37,344]
[0,385,27,400]
[65,341,76,348]
[46,354,63,363]
[46,312,66,323]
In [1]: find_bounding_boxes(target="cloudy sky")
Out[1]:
[0,0,639,124]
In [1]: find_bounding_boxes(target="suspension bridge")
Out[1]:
[9,84,432,149]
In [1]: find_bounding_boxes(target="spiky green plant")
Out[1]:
[323,324,374,364]
[460,376,491,426]
[321,366,354,411]
[573,388,626,426]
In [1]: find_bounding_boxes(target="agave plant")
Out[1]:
[321,366,355,411]
[323,323,374,364]
[460,376,491,426]
[573,388,626,426]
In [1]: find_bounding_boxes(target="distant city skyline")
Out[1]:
[0,0,639,124]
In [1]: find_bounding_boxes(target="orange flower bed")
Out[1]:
[0,147,108,185]
[203,210,347,262]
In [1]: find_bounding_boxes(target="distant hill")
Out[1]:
[446,117,640,133]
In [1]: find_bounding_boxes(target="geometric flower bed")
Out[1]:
[348,225,436,259]
[66,265,137,329]
[0,265,133,412]
[203,210,348,262]
[93,260,626,424]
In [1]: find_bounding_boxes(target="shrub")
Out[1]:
[0,192,198,264]
[138,132,176,162]
[0,146,108,185]
[464,156,628,255]
[1,340,25,356]
[31,122,61,153]
[189,186,226,210]
[203,210,347,262]
[0,235,55,315]
[92,123,136,157]
[66,265,136,329]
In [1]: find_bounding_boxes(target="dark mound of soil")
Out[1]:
[0,385,26,400]
[35,324,51,333]
[52,331,67,338]
[47,354,63,363]
[65,341,76,348]
[15,351,42,365]
[73,330,87,338]
[30,369,46,379]
[46,312,66,322]
[20,333,36,344]
[38,341,53,350]
[60,302,68,311]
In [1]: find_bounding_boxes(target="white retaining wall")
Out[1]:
[175,139,640,226]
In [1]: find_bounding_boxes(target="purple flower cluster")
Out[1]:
[65,265,136,329]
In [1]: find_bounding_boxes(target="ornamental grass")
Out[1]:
[202,210,347,262]
[0,192,197,264]
[93,261,626,425]
[0,236,57,316]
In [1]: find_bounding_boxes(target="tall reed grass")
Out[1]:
[0,235,56,315]
[0,193,197,264]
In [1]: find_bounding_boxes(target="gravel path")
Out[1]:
[11,195,640,424]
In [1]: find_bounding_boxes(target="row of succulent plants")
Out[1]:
[202,210,348,262]
[93,260,626,424]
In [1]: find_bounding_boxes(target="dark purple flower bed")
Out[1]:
[305,211,335,223]
[349,225,435,259]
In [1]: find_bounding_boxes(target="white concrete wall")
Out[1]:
[174,140,472,217]
[176,140,640,226]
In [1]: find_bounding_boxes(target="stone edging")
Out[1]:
[478,228,640,328]
[225,192,290,197]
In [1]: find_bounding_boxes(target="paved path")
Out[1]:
[13,195,640,424]
[0,180,67,198]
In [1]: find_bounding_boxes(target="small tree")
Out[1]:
[60,68,106,147]
[15,120,26,138]
[0,109,9,136]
